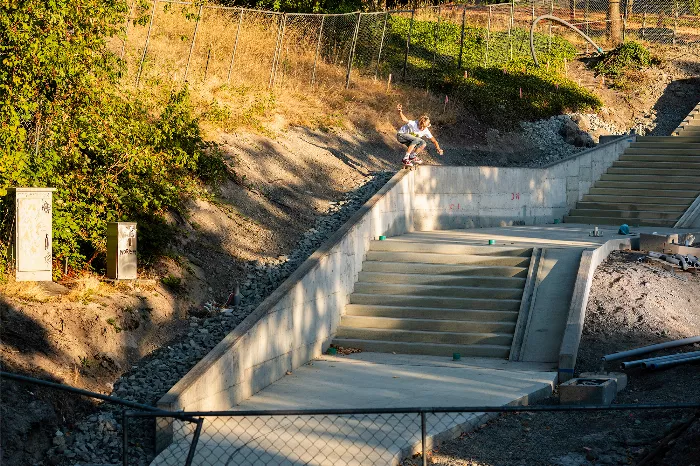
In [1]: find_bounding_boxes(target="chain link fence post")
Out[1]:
[135,0,157,87]
[673,0,678,44]
[312,15,325,86]
[457,5,466,69]
[269,13,286,89]
[421,412,427,466]
[510,0,515,60]
[120,1,135,59]
[122,410,128,466]
[227,9,244,83]
[402,9,415,79]
[375,12,389,80]
[345,12,362,89]
[430,5,441,79]
[184,5,204,81]
[485,5,491,66]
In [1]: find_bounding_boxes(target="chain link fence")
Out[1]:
[111,0,700,93]
[124,403,700,466]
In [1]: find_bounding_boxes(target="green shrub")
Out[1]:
[594,41,659,78]
[0,0,226,279]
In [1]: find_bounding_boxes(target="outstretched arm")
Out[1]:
[397,104,409,123]
[431,137,443,155]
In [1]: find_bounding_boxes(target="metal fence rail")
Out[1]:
[3,371,700,466]
[114,0,700,91]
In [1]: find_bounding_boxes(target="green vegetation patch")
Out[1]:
[594,41,659,78]
[0,0,227,279]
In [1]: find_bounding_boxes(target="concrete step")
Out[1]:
[624,148,700,156]
[621,154,700,162]
[588,187,700,198]
[349,293,521,311]
[334,327,513,346]
[575,201,690,213]
[369,240,531,257]
[358,271,526,288]
[613,160,700,169]
[629,143,700,150]
[353,282,524,299]
[338,315,516,334]
[331,339,511,358]
[563,215,676,227]
[582,194,695,204]
[635,136,700,143]
[607,167,700,176]
[675,128,700,135]
[593,181,700,192]
[600,173,700,183]
[365,251,531,267]
[345,304,519,322]
[361,261,528,277]
[568,209,681,221]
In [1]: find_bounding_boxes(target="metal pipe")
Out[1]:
[602,336,700,363]
[345,12,362,89]
[421,412,427,466]
[184,4,204,81]
[226,9,244,83]
[457,5,466,69]
[530,15,603,67]
[135,0,157,87]
[642,352,700,367]
[402,9,414,79]
[622,350,700,369]
[649,354,700,370]
[374,12,388,80]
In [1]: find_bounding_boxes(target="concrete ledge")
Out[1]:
[557,237,633,382]
[413,135,633,230]
[157,169,415,419]
[675,194,700,228]
[509,247,542,361]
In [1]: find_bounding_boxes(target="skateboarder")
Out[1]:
[396,104,443,167]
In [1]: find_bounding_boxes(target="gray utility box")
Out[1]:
[8,187,56,281]
[106,222,137,280]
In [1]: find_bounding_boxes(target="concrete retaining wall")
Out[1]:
[157,171,415,414]
[557,237,637,382]
[412,136,633,230]
[157,134,633,418]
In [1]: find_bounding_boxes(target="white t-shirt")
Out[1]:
[398,120,433,139]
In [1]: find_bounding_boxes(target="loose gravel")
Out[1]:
[44,171,394,466]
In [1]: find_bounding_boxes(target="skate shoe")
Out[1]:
[409,155,423,165]
[402,158,413,167]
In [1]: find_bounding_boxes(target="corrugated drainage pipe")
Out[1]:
[530,15,604,67]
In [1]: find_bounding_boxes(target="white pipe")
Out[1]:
[602,336,700,363]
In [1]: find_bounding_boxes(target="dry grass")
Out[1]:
[115,2,460,139]
[65,275,105,303]
[0,278,52,303]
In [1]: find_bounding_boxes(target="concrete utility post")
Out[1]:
[608,0,622,45]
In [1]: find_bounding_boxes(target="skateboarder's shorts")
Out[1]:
[397,132,426,151]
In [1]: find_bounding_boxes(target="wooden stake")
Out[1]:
[387,73,392,92]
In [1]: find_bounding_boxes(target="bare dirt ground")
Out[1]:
[2,46,700,464]
[403,251,700,466]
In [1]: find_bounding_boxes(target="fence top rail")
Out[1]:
[125,402,700,418]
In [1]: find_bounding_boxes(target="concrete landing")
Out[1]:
[153,354,556,465]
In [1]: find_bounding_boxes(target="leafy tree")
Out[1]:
[0,0,225,278]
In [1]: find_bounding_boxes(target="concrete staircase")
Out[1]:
[332,238,532,358]
[565,107,700,227]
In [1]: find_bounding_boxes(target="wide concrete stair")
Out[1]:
[565,110,700,227]
[332,238,531,358]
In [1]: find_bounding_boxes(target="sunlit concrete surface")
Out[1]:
[152,353,556,466]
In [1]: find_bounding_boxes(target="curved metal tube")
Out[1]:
[530,14,604,67]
